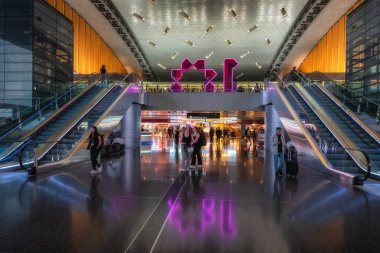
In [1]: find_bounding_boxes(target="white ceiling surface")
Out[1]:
[281,0,358,76]
[112,0,309,81]
[66,0,142,76]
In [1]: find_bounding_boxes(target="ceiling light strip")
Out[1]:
[131,12,144,21]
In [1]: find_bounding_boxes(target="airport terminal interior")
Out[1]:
[1,0,380,252]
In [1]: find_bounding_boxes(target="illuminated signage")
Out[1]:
[171,58,239,92]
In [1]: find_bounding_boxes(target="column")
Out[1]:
[121,103,141,148]
[265,104,283,151]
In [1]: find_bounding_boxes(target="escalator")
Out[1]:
[16,76,132,173]
[0,74,127,170]
[39,84,125,164]
[302,83,380,177]
[284,85,362,176]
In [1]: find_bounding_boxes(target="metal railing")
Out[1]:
[141,82,266,93]
[306,71,380,122]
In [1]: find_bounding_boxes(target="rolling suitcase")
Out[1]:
[285,146,298,178]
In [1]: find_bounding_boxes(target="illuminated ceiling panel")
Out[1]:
[111,0,309,81]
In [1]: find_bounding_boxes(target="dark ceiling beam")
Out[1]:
[268,0,330,79]
[90,0,156,80]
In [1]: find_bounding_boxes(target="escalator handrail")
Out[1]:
[0,73,118,142]
[339,147,371,182]
[0,78,89,115]
[306,71,379,107]
[0,79,92,142]
[306,83,380,145]
[37,78,126,161]
[275,75,336,168]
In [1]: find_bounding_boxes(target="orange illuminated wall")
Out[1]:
[298,0,366,74]
[45,0,127,74]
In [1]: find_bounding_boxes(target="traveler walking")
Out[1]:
[271,127,286,178]
[189,127,203,174]
[216,127,222,143]
[209,126,215,143]
[100,65,107,87]
[180,126,192,172]
[87,126,103,174]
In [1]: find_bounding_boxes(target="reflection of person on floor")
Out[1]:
[87,175,103,220]
[271,127,286,178]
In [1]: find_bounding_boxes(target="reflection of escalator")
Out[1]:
[303,83,380,177]
[283,85,361,176]
[39,85,125,164]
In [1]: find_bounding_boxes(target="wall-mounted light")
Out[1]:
[132,12,145,21]
[230,9,238,19]
[186,40,195,47]
[236,73,244,79]
[266,39,271,45]
[281,7,288,17]
[162,27,170,35]
[240,51,250,59]
[205,51,214,59]
[158,63,167,70]
[179,10,190,20]
[171,52,179,59]
[205,25,214,34]
[248,24,259,33]
[147,40,158,47]
[256,62,262,69]
[225,39,232,46]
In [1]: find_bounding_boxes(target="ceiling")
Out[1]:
[111,0,310,81]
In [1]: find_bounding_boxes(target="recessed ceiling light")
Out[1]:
[171,52,178,59]
[248,24,259,33]
[147,40,158,47]
[162,27,170,35]
[158,63,166,70]
[205,51,214,59]
[179,10,190,20]
[131,12,144,21]
[149,0,157,4]
[230,9,238,19]
[236,73,244,79]
[281,7,288,17]
[205,25,214,34]
[186,40,195,47]
[225,39,232,46]
[240,51,250,59]
[256,62,262,69]
[266,39,271,45]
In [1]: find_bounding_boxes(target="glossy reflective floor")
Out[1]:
[1,137,380,253]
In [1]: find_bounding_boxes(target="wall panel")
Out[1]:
[299,0,365,74]
[44,0,127,74]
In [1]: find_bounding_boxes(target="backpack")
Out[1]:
[200,132,207,146]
